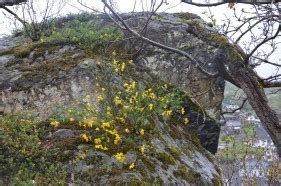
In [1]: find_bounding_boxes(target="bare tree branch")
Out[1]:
[221,98,248,115]
[0,5,27,25]
[101,0,218,77]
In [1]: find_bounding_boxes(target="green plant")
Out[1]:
[42,19,122,50]
[0,113,68,184]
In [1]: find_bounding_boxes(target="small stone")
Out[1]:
[53,129,75,139]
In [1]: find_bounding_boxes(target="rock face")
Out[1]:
[0,12,223,184]
[122,12,225,119]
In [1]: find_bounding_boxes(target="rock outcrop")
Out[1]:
[0,12,224,184]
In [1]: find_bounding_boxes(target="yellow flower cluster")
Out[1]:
[162,110,173,117]
[149,104,154,111]
[129,163,135,170]
[112,58,126,73]
[140,129,145,136]
[82,118,94,128]
[97,95,104,103]
[82,134,90,142]
[115,152,126,162]
[114,96,122,106]
[123,81,136,93]
[114,134,122,145]
[94,138,102,144]
[101,121,111,129]
[184,118,189,124]
[140,144,145,154]
[95,144,108,151]
[50,121,60,127]
[106,106,112,117]
[142,88,156,99]
[181,108,185,115]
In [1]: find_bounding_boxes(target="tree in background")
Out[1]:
[0,0,66,41]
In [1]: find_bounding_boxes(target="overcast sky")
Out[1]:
[0,0,280,77]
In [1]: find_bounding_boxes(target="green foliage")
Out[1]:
[0,113,67,184]
[24,20,56,41]
[217,123,266,161]
[42,18,122,50]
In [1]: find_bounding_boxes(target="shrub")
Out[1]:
[0,113,67,184]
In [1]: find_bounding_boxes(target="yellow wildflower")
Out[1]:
[121,62,126,72]
[95,144,101,149]
[69,118,75,122]
[94,138,102,144]
[184,118,189,124]
[129,98,134,104]
[115,152,126,162]
[106,106,112,116]
[136,107,144,112]
[114,134,122,145]
[106,110,112,116]
[114,96,122,105]
[140,129,145,136]
[140,145,145,154]
[149,92,155,99]
[113,59,118,65]
[123,105,130,110]
[85,95,91,99]
[84,119,94,128]
[181,108,185,115]
[95,127,100,131]
[97,95,103,103]
[82,134,89,142]
[123,82,129,87]
[50,121,60,127]
[129,163,135,170]
[101,122,111,128]
[125,128,130,133]
[95,144,108,151]
[162,110,172,117]
[131,81,136,89]
[149,104,154,110]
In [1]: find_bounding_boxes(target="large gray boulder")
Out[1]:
[0,12,224,184]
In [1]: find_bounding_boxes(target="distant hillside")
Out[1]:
[223,83,281,112]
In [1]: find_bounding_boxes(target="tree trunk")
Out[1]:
[229,64,281,158]
[214,47,281,158]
